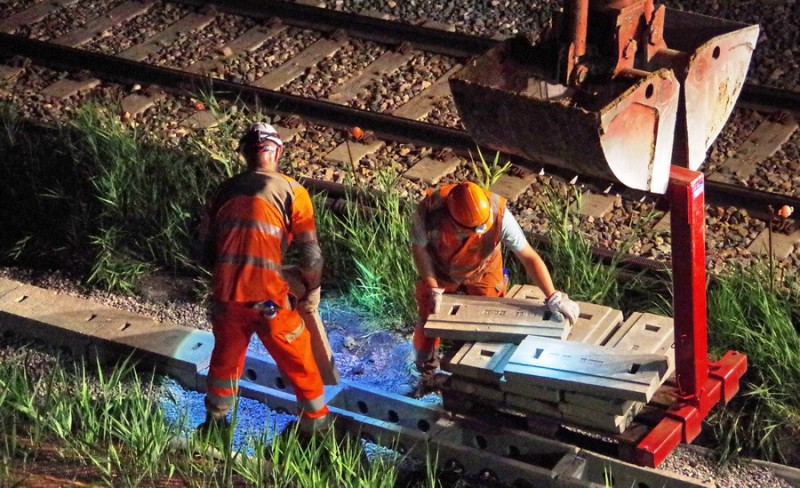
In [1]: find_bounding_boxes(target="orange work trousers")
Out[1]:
[205,301,328,421]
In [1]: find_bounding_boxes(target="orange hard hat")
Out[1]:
[446,182,491,231]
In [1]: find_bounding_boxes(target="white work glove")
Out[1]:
[545,291,580,325]
[428,287,445,315]
[298,286,321,315]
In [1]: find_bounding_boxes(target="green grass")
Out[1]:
[314,169,417,329]
[1,96,798,467]
[706,262,800,464]
[0,347,434,487]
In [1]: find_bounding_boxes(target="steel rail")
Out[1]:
[171,0,497,58]
[177,0,800,115]
[3,33,797,226]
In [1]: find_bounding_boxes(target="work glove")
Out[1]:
[545,291,580,325]
[428,287,445,315]
[298,286,321,315]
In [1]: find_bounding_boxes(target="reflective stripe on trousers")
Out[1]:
[205,301,327,419]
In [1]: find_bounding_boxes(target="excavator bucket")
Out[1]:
[659,9,759,169]
[449,4,758,194]
[450,40,680,193]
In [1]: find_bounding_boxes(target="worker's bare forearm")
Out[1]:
[412,244,439,288]
[515,244,556,297]
[296,241,324,289]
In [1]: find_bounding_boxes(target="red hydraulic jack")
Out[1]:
[633,166,748,467]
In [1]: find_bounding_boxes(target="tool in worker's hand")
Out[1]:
[282,266,340,385]
[429,287,445,314]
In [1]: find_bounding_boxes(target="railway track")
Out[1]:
[0,275,726,487]
[0,0,800,270]
[0,3,799,484]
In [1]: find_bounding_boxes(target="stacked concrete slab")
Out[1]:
[435,285,675,434]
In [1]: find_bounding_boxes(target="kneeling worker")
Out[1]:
[200,122,329,434]
[411,181,580,375]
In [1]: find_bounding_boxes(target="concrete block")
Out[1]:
[578,193,619,219]
[504,336,669,403]
[0,65,24,83]
[0,278,22,299]
[254,37,347,90]
[391,65,461,120]
[505,392,561,419]
[608,313,673,355]
[424,294,570,343]
[53,1,154,47]
[447,375,504,403]
[558,402,630,433]
[324,140,384,166]
[505,284,546,302]
[489,170,538,202]
[0,0,79,34]
[747,227,800,259]
[402,156,461,185]
[121,92,164,115]
[186,25,288,74]
[181,110,218,129]
[498,376,561,403]
[91,314,213,385]
[40,78,101,99]
[567,303,623,345]
[327,50,413,104]
[563,391,643,417]
[0,284,114,353]
[442,341,516,384]
[119,13,215,61]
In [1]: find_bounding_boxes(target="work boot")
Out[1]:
[196,413,232,442]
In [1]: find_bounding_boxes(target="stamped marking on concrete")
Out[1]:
[504,336,668,403]
[403,156,461,184]
[40,77,101,99]
[747,227,800,259]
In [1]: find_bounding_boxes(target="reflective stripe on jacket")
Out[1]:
[420,184,506,284]
[209,171,318,302]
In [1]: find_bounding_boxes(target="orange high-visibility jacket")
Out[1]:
[418,184,506,284]
[207,170,319,303]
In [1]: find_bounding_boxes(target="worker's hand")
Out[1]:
[545,291,580,325]
[428,287,445,315]
[298,286,321,314]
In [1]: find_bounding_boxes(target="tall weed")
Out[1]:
[707,261,800,463]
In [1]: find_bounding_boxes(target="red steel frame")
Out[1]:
[632,166,747,467]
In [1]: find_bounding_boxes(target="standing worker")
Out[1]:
[200,122,329,434]
[410,181,580,377]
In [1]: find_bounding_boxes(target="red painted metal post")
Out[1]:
[667,166,708,398]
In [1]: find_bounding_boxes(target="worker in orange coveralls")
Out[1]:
[199,122,329,434]
[411,181,580,376]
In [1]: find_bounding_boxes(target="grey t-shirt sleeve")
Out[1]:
[410,208,428,246]
[501,210,529,253]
